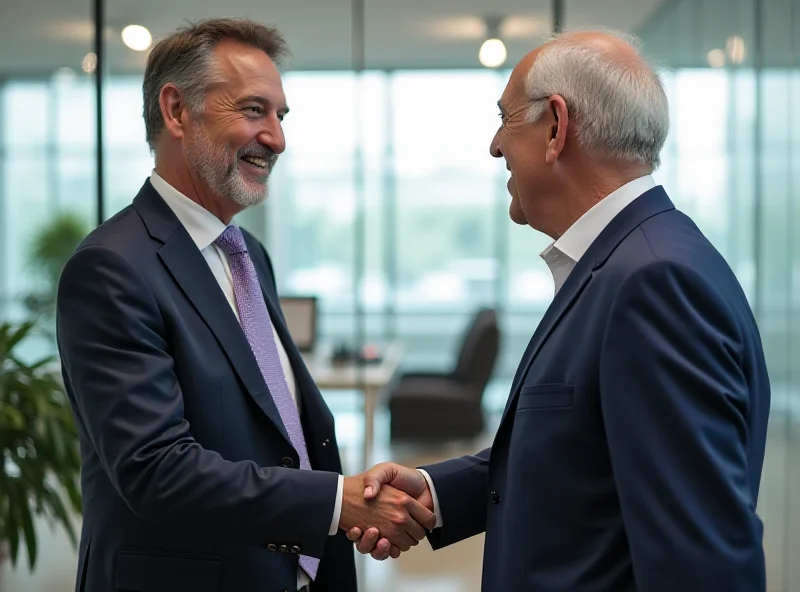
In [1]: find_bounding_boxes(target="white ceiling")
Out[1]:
[0,0,668,76]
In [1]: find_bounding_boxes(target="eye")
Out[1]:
[244,105,263,116]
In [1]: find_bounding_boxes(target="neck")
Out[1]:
[154,151,241,225]
[543,164,650,239]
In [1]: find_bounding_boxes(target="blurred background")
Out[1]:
[0,0,798,590]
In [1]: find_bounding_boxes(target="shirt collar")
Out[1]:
[149,170,230,250]
[540,175,657,263]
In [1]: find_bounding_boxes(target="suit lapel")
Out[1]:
[499,186,677,425]
[133,182,291,444]
[500,266,593,423]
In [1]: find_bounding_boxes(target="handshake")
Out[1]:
[338,462,435,560]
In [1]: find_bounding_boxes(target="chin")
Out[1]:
[508,201,527,225]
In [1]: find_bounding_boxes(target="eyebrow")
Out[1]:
[239,95,290,115]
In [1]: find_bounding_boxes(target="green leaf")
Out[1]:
[44,485,77,549]
[0,320,83,569]
[19,483,37,570]
[63,476,82,514]
[6,483,20,567]
[5,322,35,352]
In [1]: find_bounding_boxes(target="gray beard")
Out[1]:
[186,124,274,208]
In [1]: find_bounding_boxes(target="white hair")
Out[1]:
[524,29,669,169]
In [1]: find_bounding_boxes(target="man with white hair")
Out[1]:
[346,29,770,591]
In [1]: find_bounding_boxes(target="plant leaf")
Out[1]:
[19,483,37,570]
[6,482,20,567]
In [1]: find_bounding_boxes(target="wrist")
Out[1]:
[338,475,364,531]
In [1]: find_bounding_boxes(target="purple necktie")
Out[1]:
[214,225,318,580]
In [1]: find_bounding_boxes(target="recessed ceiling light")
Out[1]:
[479,38,507,68]
[82,52,97,73]
[707,49,726,68]
[726,36,746,64]
[122,24,152,51]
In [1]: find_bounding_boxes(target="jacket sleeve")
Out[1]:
[600,260,766,591]
[420,448,491,549]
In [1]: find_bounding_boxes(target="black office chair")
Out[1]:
[389,308,500,441]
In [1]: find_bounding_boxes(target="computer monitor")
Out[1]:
[278,296,317,352]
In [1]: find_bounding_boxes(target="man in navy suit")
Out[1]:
[56,18,434,592]
[347,30,770,591]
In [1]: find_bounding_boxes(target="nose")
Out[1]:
[258,114,286,155]
[489,128,502,159]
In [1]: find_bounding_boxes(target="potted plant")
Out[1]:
[24,212,89,340]
[0,320,82,579]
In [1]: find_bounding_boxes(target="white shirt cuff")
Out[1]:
[417,469,443,529]
[329,474,344,535]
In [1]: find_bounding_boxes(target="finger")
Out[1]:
[389,544,401,559]
[407,497,437,533]
[372,537,392,560]
[363,462,398,499]
[346,527,362,542]
[400,502,428,541]
[370,539,394,561]
[387,529,415,552]
[356,528,381,554]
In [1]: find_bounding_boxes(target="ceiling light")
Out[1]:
[501,16,549,39]
[419,16,485,40]
[479,38,508,68]
[479,16,507,69]
[726,36,746,64]
[707,49,726,68]
[82,52,97,73]
[122,24,152,51]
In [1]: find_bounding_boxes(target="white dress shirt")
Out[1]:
[541,175,656,295]
[419,175,657,529]
[150,171,342,590]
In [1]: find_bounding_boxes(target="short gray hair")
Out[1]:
[524,29,669,169]
[142,18,290,150]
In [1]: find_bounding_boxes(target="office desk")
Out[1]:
[303,342,403,470]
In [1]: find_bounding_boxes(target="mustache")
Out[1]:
[237,144,279,170]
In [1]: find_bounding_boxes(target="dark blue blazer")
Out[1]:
[422,187,770,591]
[56,181,357,592]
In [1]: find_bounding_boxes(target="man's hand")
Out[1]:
[345,463,434,560]
[339,472,435,554]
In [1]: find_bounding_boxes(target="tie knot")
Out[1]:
[215,225,248,256]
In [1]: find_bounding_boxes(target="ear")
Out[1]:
[545,95,569,164]
[159,83,189,141]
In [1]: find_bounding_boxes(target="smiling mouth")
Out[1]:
[241,155,268,169]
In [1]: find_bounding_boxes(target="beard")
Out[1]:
[186,122,279,208]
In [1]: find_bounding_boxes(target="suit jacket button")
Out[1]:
[322,438,330,447]
[292,545,302,553]
[280,544,288,553]
[267,543,277,551]
[281,457,294,468]
[490,491,501,504]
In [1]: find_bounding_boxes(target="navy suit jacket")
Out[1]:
[422,187,770,591]
[56,181,357,592]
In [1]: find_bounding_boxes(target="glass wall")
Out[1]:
[0,3,96,590]
[0,2,97,339]
[1,0,799,589]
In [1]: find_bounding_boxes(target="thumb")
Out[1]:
[363,462,397,499]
